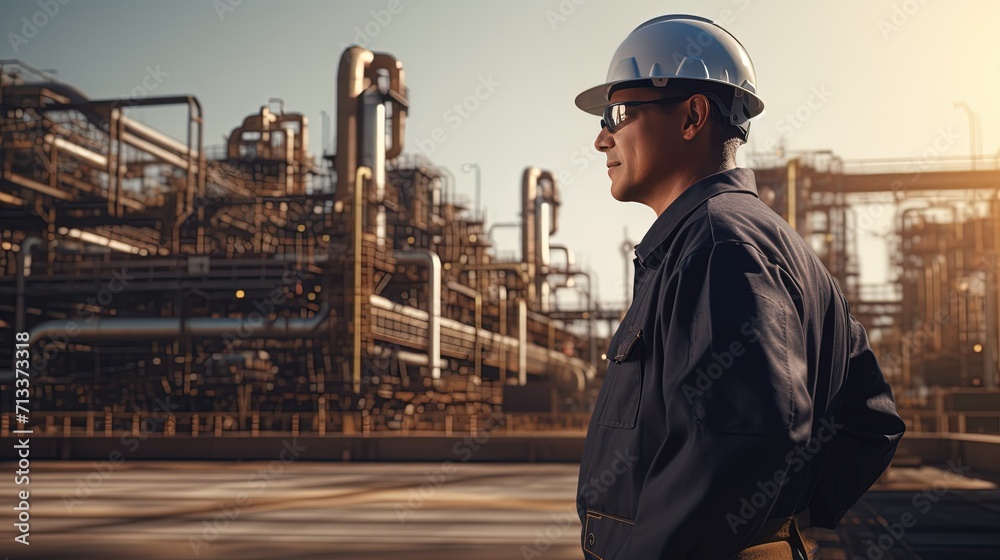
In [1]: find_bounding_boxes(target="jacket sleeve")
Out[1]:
[806,315,906,528]
[620,241,814,559]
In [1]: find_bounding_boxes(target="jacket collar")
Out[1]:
[634,167,759,269]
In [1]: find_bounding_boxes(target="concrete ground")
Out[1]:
[0,461,997,559]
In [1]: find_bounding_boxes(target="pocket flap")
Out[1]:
[612,325,642,364]
[584,509,634,559]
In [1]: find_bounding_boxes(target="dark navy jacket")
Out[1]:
[577,168,905,559]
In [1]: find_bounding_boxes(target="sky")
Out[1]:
[2,0,999,305]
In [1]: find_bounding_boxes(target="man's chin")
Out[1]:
[610,183,634,203]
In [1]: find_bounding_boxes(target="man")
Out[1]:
[573,15,905,560]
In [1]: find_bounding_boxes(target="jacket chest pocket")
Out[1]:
[595,325,643,429]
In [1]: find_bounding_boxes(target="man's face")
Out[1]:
[595,87,688,204]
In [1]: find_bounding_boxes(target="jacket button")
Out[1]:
[587,532,596,546]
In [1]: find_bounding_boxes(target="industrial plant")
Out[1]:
[1,47,999,447]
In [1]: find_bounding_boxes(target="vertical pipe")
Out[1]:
[353,166,371,393]
[361,91,386,248]
[396,250,442,379]
[474,293,482,381]
[336,47,374,203]
[499,284,507,386]
[537,201,550,312]
[991,195,1000,389]
[518,297,527,386]
[522,168,538,306]
[786,158,798,231]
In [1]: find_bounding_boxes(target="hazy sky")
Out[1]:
[3,0,998,304]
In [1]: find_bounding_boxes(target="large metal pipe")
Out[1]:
[396,250,442,379]
[30,307,329,341]
[369,52,406,159]
[335,47,407,200]
[517,297,528,386]
[522,167,560,309]
[353,167,371,392]
[0,301,331,382]
[361,90,387,247]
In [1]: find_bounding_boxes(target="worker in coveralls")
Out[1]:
[573,15,906,560]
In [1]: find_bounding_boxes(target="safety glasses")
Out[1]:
[600,95,692,133]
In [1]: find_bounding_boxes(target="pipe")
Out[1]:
[548,244,574,274]
[353,166,371,392]
[335,47,407,201]
[396,250,442,379]
[521,166,559,309]
[14,236,44,333]
[369,52,407,159]
[517,297,527,385]
[336,47,373,200]
[499,284,507,386]
[0,301,330,382]
[44,134,114,169]
[447,281,482,380]
[361,90,387,247]
[522,167,539,277]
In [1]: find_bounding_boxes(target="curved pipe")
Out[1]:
[395,250,442,379]
[336,47,374,201]
[335,47,407,200]
[548,244,573,274]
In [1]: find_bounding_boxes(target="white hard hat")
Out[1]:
[575,14,764,140]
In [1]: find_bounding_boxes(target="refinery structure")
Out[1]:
[2,48,1000,442]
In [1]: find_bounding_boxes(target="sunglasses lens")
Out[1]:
[602,104,625,132]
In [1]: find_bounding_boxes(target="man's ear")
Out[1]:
[682,94,711,141]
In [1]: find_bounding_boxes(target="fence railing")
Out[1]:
[1,410,592,439]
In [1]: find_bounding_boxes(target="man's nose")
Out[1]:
[595,126,614,152]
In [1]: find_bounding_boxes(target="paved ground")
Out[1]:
[0,461,997,559]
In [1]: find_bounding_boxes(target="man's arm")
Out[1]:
[806,315,906,528]
[620,241,813,559]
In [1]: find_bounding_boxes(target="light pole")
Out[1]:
[461,163,481,220]
[953,101,980,170]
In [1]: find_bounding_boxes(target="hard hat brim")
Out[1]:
[575,82,615,116]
